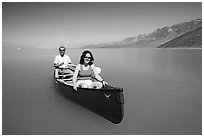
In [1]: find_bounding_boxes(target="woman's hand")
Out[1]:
[102,80,108,86]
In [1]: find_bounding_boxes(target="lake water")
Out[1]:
[2,48,202,135]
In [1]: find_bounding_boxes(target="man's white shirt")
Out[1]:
[54,54,72,68]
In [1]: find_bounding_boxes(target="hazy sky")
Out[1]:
[2,2,202,49]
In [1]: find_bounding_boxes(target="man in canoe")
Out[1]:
[54,46,75,78]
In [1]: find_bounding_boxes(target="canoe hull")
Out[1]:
[54,78,124,124]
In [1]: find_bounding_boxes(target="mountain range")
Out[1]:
[84,18,202,48]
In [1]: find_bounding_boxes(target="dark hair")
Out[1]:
[79,50,94,65]
[59,46,66,51]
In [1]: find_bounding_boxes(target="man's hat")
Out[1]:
[59,46,66,51]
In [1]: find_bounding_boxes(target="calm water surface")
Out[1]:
[2,48,202,135]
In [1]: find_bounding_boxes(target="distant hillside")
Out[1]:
[157,26,202,48]
[84,18,202,48]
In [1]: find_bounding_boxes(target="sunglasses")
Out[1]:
[84,56,91,59]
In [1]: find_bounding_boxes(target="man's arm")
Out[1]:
[54,56,64,68]
[54,62,65,69]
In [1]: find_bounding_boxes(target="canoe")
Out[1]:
[53,71,124,124]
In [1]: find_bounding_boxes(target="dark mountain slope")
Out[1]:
[158,26,202,48]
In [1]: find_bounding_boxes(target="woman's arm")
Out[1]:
[72,64,80,91]
[92,64,108,86]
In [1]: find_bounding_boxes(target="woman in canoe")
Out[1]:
[73,50,107,91]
